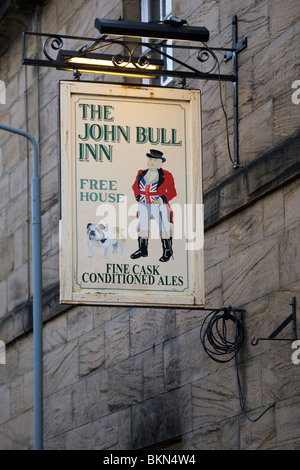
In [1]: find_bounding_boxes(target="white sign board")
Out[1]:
[59,81,204,307]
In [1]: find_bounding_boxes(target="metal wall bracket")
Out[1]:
[251,297,297,346]
[21,16,247,168]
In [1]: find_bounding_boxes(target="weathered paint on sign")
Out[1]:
[59,81,204,307]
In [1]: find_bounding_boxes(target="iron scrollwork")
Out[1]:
[42,35,64,61]
[197,46,218,74]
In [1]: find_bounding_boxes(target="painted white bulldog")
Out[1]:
[87,223,126,259]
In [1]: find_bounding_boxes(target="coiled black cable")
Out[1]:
[200,307,275,422]
[200,308,243,363]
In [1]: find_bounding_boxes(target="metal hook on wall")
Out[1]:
[251,297,297,346]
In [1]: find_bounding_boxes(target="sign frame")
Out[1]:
[59,80,204,307]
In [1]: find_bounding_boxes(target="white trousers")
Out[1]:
[137,202,171,239]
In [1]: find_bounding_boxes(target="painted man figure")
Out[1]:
[131,149,177,262]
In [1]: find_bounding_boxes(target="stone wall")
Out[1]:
[0,0,299,450]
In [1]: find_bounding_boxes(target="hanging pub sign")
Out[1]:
[59,81,204,307]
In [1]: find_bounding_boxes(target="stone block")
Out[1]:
[6,74,18,108]
[40,166,59,214]
[276,395,300,444]
[284,179,300,229]
[279,224,300,287]
[66,1,97,38]
[240,404,276,449]
[40,0,58,36]
[238,60,253,120]
[204,263,222,306]
[202,138,216,192]
[10,376,23,417]
[6,190,28,233]
[43,386,73,441]
[261,342,300,403]
[2,134,19,173]
[41,245,59,290]
[18,335,33,374]
[222,236,279,306]
[0,384,10,425]
[192,365,240,429]
[79,327,105,377]
[269,0,300,39]
[180,0,220,39]
[117,407,131,450]
[274,90,300,142]
[175,308,204,336]
[23,370,33,412]
[214,129,234,186]
[66,423,92,450]
[0,409,33,450]
[0,344,18,386]
[263,189,284,237]
[13,227,23,270]
[131,389,181,449]
[178,327,205,385]
[219,0,256,33]
[67,307,94,341]
[252,24,299,109]
[92,412,119,450]
[104,311,130,368]
[0,279,7,320]
[39,100,57,146]
[229,200,263,256]
[204,221,229,269]
[203,185,220,228]
[43,314,67,354]
[7,263,28,312]
[7,41,22,80]
[0,207,7,244]
[107,355,143,412]
[10,96,26,131]
[43,339,78,396]
[201,84,226,146]
[163,338,180,391]
[185,416,239,450]
[40,132,58,179]
[129,308,176,355]
[230,2,269,68]
[9,161,26,202]
[0,236,14,283]
[41,210,51,256]
[72,371,108,428]
[43,433,66,450]
[219,171,249,218]
[239,100,273,164]
[143,343,164,399]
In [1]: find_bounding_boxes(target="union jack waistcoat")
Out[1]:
[138,177,159,204]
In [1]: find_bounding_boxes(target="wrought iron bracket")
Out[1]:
[251,297,297,346]
[21,15,247,168]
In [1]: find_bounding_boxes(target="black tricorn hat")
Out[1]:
[146,149,166,162]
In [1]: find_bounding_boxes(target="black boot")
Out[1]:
[159,238,173,262]
[130,237,148,259]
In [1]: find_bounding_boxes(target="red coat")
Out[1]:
[132,168,177,204]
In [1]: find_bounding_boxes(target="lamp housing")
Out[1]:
[56,49,164,78]
[94,18,210,42]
